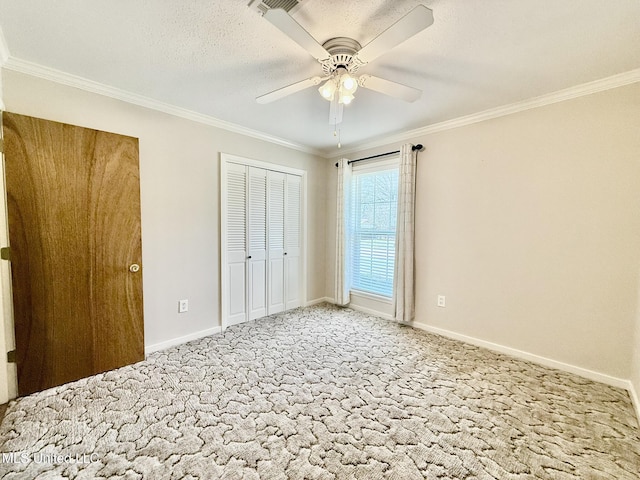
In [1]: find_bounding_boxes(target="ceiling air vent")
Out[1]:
[248,0,307,15]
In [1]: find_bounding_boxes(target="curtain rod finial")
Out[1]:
[412,144,424,152]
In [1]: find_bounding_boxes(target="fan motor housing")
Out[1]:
[321,37,363,75]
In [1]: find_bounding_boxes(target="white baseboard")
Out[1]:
[410,321,630,391]
[321,297,395,320]
[348,303,395,321]
[309,302,639,425]
[145,326,221,355]
[305,297,333,307]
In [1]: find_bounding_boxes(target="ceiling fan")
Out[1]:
[255,4,434,125]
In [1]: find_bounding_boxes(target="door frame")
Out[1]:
[0,110,18,402]
[220,153,307,329]
[0,39,18,403]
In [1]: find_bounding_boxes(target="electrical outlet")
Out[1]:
[437,295,446,308]
[178,299,188,313]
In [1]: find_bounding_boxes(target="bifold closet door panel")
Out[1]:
[267,171,286,314]
[225,163,248,326]
[223,161,303,326]
[248,167,267,320]
[285,174,303,310]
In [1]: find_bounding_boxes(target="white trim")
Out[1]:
[305,297,332,307]
[4,54,638,160]
[351,156,399,173]
[2,57,323,156]
[222,153,307,176]
[219,157,230,327]
[0,34,17,400]
[410,321,630,390]
[629,380,640,429]
[330,68,640,158]
[350,289,393,305]
[348,302,394,321]
[145,326,221,355]
[0,105,17,402]
[301,173,309,313]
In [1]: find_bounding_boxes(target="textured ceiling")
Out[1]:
[1,0,639,154]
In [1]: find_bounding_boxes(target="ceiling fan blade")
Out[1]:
[355,5,434,64]
[329,97,343,125]
[264,8,330,61]
[358,75,422,102]
[256,76,325,104]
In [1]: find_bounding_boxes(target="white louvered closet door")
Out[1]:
[285,174,302,310]
[267,171,286,314]
[248,167,267,320]
[225,162,248,326]
[223,158,304,326]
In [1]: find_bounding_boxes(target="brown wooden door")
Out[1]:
[2,112,144,396]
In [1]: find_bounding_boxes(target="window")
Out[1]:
[349,162,399,298]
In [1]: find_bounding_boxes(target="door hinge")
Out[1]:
[7,350,16,363]
[0,247,9,261]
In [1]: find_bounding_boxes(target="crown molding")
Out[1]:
[330,68,640,158]
[3,48,639,160]
[2,56,325,156]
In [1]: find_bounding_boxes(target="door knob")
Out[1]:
[129,264,140,273]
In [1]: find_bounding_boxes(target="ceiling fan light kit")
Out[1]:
[254,3,434,140]
[318,81,335,100]
[341,94,354,105]
[318,66,359,105]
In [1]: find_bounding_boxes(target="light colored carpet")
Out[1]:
[0,304,639,479]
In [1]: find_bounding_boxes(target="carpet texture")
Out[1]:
[0,304,639,479]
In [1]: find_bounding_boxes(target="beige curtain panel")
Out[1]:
[334,158,352,306]
[394,143,417,322]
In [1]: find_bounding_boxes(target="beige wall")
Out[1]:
[3,68,639,406]
[327,83,640,382]
[1,69,328,355]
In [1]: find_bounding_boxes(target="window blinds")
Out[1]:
[349,167,399,298]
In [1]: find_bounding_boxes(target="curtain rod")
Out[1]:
[335,144,423,167]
